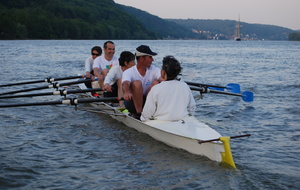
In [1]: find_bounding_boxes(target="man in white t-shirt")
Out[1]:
[122,45,162,119]
[93,41,119,88]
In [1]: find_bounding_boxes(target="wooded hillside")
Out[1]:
[0,0,296,40]
[0,0,157,39]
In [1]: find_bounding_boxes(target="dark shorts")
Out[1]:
[84,70,94,88]
[84,78,93,89]
[124,96,146,113]
[104,82,118,102]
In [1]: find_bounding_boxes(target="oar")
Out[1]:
[0,88,103,99]
[0,79,93,96]
[0,75,88,87]
[0,97,124,108]
[190,86,254,102]
[198,134,251,144]
[186,81,241,93]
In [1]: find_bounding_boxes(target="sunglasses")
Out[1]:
[92,53,100,56]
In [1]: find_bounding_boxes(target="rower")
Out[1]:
[141,56,196,121]
[103,51,136,108]
[92,41,119,89]
[84,46,102,88]
[122,45,163,120]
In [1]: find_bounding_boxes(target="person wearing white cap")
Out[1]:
[122,45,163,119]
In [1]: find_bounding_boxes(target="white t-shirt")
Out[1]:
[85,56,93,73]
[141,80,196,121]
[93,55,119,72]
[122,65,161,95]
[104,65,123,85]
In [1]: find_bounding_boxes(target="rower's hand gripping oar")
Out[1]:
[0,75,89,88]
[0,79,94,96]
[0,97,124,108]
[186,81,241,93]
[190,86,254,102]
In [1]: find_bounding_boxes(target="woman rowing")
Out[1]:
[141,56,196,121]
[103,51,136,108]
[84,46,102,88]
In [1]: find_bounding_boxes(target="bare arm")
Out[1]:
[93,67,104,88]
[122,81,132,101]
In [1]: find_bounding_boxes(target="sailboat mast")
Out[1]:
[235,15,241,41]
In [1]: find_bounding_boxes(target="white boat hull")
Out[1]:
[89,101,224,163]
[78,83,235,167]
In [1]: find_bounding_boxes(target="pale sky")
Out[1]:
[114,0,300,30]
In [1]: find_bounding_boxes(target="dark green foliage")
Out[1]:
[288,33,300,41]
[0,0,297,40]
[0,0,156,39]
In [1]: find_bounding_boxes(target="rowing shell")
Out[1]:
[78,83,236,168]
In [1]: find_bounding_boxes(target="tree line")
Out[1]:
[288,33,300,41]
[0,0,297,40]
[0,0,158,40]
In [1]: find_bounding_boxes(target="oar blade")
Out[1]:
[225,83,241,93]
[208,87,224,91]
[242,91,254,102]
[206,83,240,93]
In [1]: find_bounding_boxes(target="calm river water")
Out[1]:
[0,40,299,189]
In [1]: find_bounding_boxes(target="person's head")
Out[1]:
[119,51,136,69]
[135,45,157,67]
[91,46,102,60]
[161,56,182,80]
[103,41,115,60]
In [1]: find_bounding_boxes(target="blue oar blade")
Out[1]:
[208,87,224,91]
[226,83,241,93]
[242,91,254,102]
